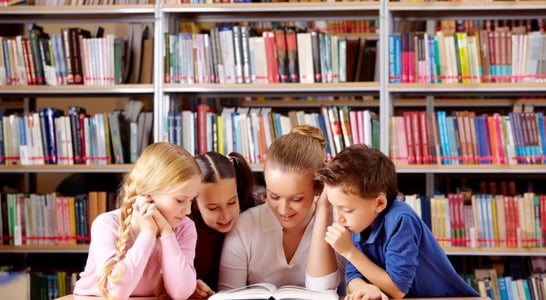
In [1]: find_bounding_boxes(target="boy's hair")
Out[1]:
[264,125,326,176]
[192,151,257,220]
[317,144,399,203]
[98,142,201,300]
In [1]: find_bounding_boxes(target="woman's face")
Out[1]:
[196,178,240,233]
[264,167,316,230]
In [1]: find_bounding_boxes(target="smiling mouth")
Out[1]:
[218,220,232,227]
[278,214,295,221]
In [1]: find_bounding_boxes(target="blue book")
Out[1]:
[436,111,451,165]
[498,276,510,300]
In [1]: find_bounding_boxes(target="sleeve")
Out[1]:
[345,256,363,285]
[384,214,422,294]
[217,222,249,291]
[91,214,157,300]
[305,252,346,291]
[161,217,198,300]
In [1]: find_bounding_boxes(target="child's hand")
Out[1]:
[131,195,159,236]
[325,222,355,258]
[344,287,389,300]
[191,279,215,299]
[150,207,173,237]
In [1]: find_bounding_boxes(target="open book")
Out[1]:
[210,283,339,300]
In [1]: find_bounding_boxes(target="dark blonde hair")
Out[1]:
[317,144,399,204]
[98,142,201,300]
[264,125,327,175]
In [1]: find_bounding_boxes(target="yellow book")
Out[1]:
[68,197,77,245]
[217,114,223,155]
[456,32,470,84]
[494,195,507,247]
[102,112,112,164]
[491,195,499,247]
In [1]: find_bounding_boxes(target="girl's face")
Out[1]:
[152,176,201,228]
[324,184,385,234]
[264,167,316,231]
[197,178,240,233]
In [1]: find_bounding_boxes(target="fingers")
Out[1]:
[193,280,215,299]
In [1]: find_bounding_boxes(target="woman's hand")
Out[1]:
[191,279,215,299]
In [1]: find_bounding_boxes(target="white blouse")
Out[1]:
[218,203,345,291]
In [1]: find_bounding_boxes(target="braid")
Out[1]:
[97,196,134,300]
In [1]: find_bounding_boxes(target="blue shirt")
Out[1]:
[346,199,479,297]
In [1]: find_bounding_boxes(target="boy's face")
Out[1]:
[324,184,386,234]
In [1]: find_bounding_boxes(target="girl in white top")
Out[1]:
[218,125,345,292]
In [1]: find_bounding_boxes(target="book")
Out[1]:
[209,283,338,300]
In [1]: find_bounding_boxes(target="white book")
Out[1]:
[297,32,314,83]
[218,25,236,84]
[221,107,235,155]
[209,283,338,300]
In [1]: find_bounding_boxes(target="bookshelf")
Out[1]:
[1,1,546,298]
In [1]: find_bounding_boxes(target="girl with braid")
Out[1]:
[190,151,258,299]
[74,142,202,300]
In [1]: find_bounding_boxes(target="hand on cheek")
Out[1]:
[131,195,158,236]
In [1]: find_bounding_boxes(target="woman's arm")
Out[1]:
[305,191,341,290]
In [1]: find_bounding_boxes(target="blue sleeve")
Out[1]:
[345,234,364,284]
[384,214,422,294]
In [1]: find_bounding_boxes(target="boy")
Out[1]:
[316,144,479,299]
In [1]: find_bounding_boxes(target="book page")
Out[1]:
[210,283,276,300]
[275,285,339,300]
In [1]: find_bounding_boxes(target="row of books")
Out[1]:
[389,109,546,165]
[164,25,377,84]
[0,100,151,165]
[389,27,546,84]
[0,191,116,246]
[470,267,546,300]
[404,192,546,249]
[0,23,152,86]
[166,105,380,162]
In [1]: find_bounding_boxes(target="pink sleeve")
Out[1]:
[89,213,157,300]
[161,217,198,300]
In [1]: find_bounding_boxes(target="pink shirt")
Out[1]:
[74,209,197,300]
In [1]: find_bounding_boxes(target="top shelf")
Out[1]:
[0,4,156,23]
[162,2,381,21]
[388,1,546,17]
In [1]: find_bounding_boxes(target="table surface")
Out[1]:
[55,295,490,300]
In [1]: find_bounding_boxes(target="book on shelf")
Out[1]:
[209,283,338,300]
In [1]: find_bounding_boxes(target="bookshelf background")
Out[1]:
[1,1,546,298]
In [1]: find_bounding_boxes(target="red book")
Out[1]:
[197,104,211,155]
[263,31,279,83]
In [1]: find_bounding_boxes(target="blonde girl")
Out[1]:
[74,142,202,300]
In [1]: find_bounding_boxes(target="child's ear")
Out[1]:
[375,194,388,213]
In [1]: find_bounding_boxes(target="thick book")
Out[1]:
[209,283,338,300]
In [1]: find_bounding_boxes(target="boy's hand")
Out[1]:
[191,279,215,299]
[344,286,388,300]
[325,222,355,258]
